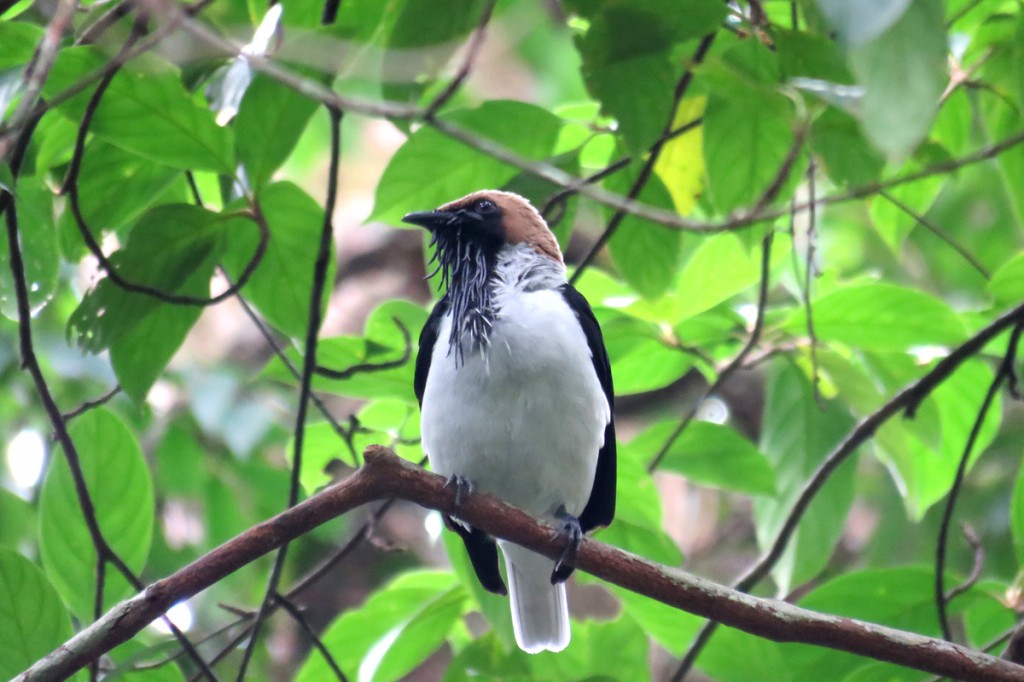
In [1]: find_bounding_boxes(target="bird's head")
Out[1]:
[402,190,563,271]
[403,191,562,361]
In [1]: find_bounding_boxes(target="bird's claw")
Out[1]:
[443,474,474,516]
[550,507,583,584]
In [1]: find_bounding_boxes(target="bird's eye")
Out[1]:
[475,199,497,213]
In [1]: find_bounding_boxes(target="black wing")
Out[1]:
[416,296,507,595]
[415,295,449,406]
[559,284,616,533]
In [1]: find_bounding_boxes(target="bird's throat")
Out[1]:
[428,232,496,364]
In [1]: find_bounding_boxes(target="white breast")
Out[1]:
[420,267,609,520]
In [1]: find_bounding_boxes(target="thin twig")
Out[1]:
[184,500,396,679]
[569,31,718,283]
[235,106,343,680]
[0,0,77,162]
[274,594,349,682]
[62,386,122,422]
[935,321,1021,640]
[540,118,704,225]
[648,230,775,473]
[424,0,497,118]
[944,522,985,603]
[76,0,132,45]
[881,190,990,279]
[803,157,821,403]
[672,302,1024,679]
[228,279,358,463]
[4,198,218,681]
[61,30,269,308]
[315,318,412,380]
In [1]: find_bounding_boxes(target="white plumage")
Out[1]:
[420,244,610,653]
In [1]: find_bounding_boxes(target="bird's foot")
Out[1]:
[443,474,474,516]
[550,506,583,584]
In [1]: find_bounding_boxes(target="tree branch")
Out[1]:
[15,448,1024,682]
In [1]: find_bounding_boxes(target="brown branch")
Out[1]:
[16,448,1024,682]
[163,4,1024,237]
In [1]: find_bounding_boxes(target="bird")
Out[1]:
[403,190,616,654]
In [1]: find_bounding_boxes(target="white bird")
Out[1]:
[404,190,616,654]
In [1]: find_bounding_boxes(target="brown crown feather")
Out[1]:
[439,190,563,264]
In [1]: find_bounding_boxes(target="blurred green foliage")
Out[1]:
[2,0,1024,680]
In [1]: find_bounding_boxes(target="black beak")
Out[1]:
[402,210,451,231]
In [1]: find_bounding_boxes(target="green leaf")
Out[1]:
[575,0,726,151]
[607,170,681,299]
[988,252,1024,305]
[613,587,702,656]
[38,408,154,621]
[72,141,182,235]
[877,359,1002,519]
[847,0,947,160]
[0,22,43,68]
[263,299,425,401]
[753,361,856,593]
[635,420,776,495]
[67,204,230,402]
[46,49,234,173]
[584,55,676,153]
[236,74,320,189]
[527,616,651,682]
[702,40,798,213]
[155,419,209,497]
[599,312,692,395]
[784,282,967,352]
[674,232,762,320]
[382,0,486,105]
[776,28,855,83]
[0,176,58,320]
[868,145,948,250]
[653,97,706,215]
[371,101,562,225]
[222,182,333,339]
[295,571,466,682]
[599,455,682,565]
[699,624,801,682]
[0,488,33,549]
[816,0,913,46]
[810,107,885,187]
[443,633,531,682]
[0,547,80,682]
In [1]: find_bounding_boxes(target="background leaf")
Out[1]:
[38,409,154,621]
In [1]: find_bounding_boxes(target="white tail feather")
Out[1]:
[498,541,569,654]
